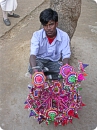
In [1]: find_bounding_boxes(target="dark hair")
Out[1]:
[39,8,58,25]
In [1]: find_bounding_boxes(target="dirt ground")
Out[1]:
[0,0,97,130]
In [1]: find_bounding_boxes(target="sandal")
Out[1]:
[3,18,11,26]
[8,13,20,18]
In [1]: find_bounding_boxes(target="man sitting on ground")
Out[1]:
[29,8,71,80]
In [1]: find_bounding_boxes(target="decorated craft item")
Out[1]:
[24,62,88,126]
[59,64,74,78]
[32,72,46,89]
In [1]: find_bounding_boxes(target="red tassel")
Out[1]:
[81,103,86,106]
[69,119,73,123]
[54,121,59,127]
[24,104,29,109]
[74,113,79,119]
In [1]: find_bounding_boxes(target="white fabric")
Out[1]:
[30,28,71,61]
[0,0,17,11]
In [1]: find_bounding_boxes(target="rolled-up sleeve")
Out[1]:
[30,32,39,55]
[62,34,71,60]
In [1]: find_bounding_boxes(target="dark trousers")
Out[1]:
[28,58,62,80]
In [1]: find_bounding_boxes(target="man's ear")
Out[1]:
[56,22,58,27]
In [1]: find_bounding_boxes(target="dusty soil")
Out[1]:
[0,0,97,130]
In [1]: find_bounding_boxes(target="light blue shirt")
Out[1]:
[30,28,71,61]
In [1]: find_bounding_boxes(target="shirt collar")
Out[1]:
[43,29,47,38]
[56,28,61,42]
[43,28,62,42]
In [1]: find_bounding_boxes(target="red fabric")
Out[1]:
[47,36,55,44]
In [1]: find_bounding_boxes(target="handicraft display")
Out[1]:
[24,62,88,126]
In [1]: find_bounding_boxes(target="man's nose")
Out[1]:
[47,25,51,29]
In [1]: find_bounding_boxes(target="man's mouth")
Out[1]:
[47,31,52,35]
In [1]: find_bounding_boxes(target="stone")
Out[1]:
[50,0,81,40]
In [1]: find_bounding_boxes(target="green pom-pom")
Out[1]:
[58,74,63,79]
[69,75,76,83]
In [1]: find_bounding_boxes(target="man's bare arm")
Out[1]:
[29,55,38,73]
[29,55,36,67]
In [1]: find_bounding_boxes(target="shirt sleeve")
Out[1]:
[30,32,39,55]
[62,34,71,60]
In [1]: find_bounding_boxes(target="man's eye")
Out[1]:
[50,23,54,25]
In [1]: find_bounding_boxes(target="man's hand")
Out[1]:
[31,68,38,79]
[62,58,70,65]
[33,68,38,73]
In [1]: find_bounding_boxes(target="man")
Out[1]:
[0,0,20,26]
[29,8,71,80]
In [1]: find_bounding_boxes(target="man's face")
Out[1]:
[43,20,58,37]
